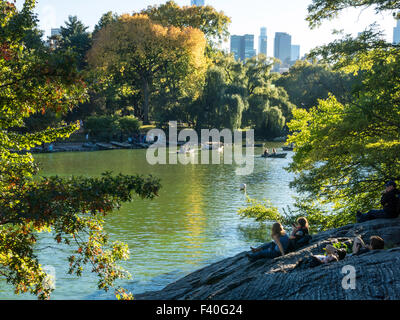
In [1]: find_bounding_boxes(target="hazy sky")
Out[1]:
[28,0,396,56]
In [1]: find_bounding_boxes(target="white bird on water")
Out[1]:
[240,183,247,191]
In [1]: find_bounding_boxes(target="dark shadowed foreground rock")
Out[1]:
[136,218,400,300]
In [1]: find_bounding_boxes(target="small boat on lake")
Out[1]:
[261,153,287,158]
[96,143,119,151]
[177,145,195,155]
[243,144,264,148]
[282,143,295,151]
[203,142,224,151]
[110,141,132,149]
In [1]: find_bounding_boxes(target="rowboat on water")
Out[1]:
[110,141,132,149]
[261,153,287,158]
[203,142,224,151]
[282,143,295,151]
[243,144,264,148]
[177,146,195,155]
[96,143,118,151]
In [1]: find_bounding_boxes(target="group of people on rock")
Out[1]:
[247,217,311,262]
[246,180,399,265]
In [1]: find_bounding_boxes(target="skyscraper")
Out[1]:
[274,32,292,70]
[259,27,268,56]
[394,20,400,44]
[230,35,243,61]
[191,0,205,6]
[51,28,61,37]
[243,34,256,60]
[291,45,300,62]
[230,34,256,61]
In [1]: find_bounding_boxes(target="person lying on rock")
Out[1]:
[352,235,385,255]
[286,217,312,252]
[294,244,347,269]
[313,244,347,263]
[247,222,290,262]
[356,181,400,223]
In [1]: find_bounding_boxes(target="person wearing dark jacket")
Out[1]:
[356,181,400,223]
[286,217,312,252]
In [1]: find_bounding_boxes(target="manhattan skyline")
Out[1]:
[29,0,395,56]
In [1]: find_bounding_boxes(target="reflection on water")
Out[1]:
[181,164,207,265]
[0,145,298,300]
[237,224,271,243]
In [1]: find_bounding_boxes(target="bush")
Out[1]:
[84,115,142,141]
[84,115,120,141]
[118,116,142,136]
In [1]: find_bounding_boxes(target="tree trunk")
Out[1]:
[143,79,150,125]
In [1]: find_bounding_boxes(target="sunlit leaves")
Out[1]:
[88,14,207,123]
[307,0,400,29]
[140,0,231,45]
[0,1,161,300]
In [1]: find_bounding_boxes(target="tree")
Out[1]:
[93,11,118,37]
[140,0,231,45]
[240,56,295,138]
[88,14,207,124]
[57,15,92,70]
[307,0,400,28]
[189,53,294,136]
[275,60,355,110]
[0,0,161,299]
[284,0,400,229]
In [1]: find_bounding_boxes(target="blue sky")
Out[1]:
[28,0,395,56]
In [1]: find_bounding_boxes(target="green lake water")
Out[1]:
[0,144,298,300]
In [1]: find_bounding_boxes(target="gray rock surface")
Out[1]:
[135,218,400,300]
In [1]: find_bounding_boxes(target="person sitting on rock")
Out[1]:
[247,222,290,262]
[287,217,312,252]
[356,181,400,223]
[352,235,385,255]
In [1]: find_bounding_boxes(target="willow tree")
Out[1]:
[88,14,207,124]
[0,0,160,299]
[275,60,355,111]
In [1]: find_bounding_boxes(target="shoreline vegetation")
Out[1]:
[28,130,288,154]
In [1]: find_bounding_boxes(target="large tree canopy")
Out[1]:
[307,0,400,28]
[88,14,207,124]
[275,60,355,110]
[139,0,231,45]
[0,0,160,299]
[283,0,400,229]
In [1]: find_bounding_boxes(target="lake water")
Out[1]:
[0,144,298,300]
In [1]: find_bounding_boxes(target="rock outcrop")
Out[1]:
[136,218,400,300]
